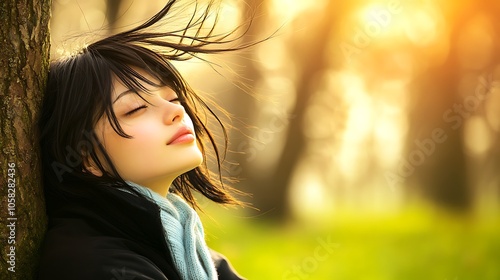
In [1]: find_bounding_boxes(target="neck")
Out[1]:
[137,178,174,197]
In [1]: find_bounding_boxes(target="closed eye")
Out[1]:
[125,105,148,116]
[169,97,181,104]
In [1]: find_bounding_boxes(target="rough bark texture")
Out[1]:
[0,0,51,279]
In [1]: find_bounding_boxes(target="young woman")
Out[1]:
[38,1,255,279]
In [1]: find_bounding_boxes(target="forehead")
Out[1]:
[111,67,162,99]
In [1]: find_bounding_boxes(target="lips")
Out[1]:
[167,126,195,145]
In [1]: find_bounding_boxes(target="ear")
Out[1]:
[82,154,103,177]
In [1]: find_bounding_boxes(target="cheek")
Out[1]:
[101,123,159,165]
[115,124,163,155]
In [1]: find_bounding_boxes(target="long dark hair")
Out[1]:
[38,0,257,211]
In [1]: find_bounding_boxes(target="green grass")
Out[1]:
[201,206,500,280]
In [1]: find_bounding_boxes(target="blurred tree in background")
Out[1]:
[406,0,500,212]
[227,0,349,220]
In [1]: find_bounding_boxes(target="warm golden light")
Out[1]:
[43,0,500,279]
[270,0,327,20]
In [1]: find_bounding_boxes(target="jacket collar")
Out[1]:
[48,185,171,258]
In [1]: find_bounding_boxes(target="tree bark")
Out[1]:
[0,0,51,279]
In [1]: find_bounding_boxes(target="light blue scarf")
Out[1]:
[126,181,217,280]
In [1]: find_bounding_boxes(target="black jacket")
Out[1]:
[38,186,244,280]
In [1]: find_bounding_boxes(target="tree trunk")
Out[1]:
[0,0,51,279]
[106,0,122,33]
[406,2,486,212]
[238,0,345,221]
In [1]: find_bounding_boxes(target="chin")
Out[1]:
[184,156,204,173]
[176,152,203,174]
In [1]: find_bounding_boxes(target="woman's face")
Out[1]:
[94,70,203,195]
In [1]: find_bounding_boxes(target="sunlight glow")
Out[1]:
[270,0,326,19]
[354,1,404,41]
[79,9,106,31]
[335,73,372,181]
[465,117,492,156]
[290,164,331,219]
[457,14,495,70]
[485,84,500,132]
[373,80,408,168]
[217,1,241,33]
[403,8,439,46]
[373,103,405,167]
[256,40,288,72]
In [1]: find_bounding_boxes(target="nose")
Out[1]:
[163,102,185,125]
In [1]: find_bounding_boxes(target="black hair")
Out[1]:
[38,0,256,211]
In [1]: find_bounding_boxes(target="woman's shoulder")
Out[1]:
[210,249,246,280]
[38,219,172,280]
[38,187,182,280]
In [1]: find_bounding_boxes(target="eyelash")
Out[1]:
[124,98,181,116]
[125,105,148,116]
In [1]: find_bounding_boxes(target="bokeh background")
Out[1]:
[50,0,500,279]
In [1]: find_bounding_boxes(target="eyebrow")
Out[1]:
[113,89,134,104]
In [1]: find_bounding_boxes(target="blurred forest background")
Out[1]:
[50,0,500,279]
